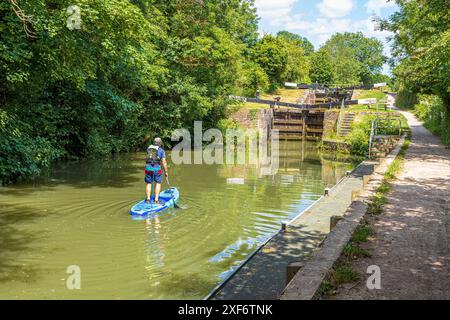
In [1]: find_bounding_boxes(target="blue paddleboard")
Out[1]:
[130,187,179,216]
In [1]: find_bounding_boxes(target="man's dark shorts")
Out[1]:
[145,173,162,184]
[144,164,163,184]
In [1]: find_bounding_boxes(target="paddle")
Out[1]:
[165,176,180,209]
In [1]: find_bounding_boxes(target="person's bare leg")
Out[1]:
[154,183,161,202]
[146,183,152,202]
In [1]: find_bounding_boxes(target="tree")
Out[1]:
[322,41,361,85]
[279,37,311,84]
[371,73,393,89]
[382,0,450,109]
[0,0,262,182]
[381,0,450,145]
[322,32,386,85]
[309,49,335,84]
[277,31,314,55]
[252,35,288,85]
[238,61,269,96]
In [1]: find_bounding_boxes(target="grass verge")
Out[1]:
[368,133,411,216]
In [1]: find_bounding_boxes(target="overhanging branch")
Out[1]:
[7,0,36,38]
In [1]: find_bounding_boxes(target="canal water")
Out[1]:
[0,141,355,299]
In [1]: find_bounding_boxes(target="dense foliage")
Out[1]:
[346,115,404,156]
[0,0,259,183]
[414,95,450,146]
[0,0,392,183]
[383,0,450,145]
[309,49,335,84]
[276,31,314,55]
[321,32,386,85]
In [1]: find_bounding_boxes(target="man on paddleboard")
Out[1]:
[145,137,168,204]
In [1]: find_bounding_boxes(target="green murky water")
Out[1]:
[0,141,354,299]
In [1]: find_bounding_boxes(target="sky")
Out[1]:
[254,0,399,73]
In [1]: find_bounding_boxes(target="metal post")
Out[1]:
[368,119,377,159]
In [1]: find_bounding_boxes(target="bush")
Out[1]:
[0,110,61,184]
[414,95,450,146]
[345,114,404,156]
[239,62,270,97]
[396,86,417,109]
[345,115,374,156]
[347,127,370,156]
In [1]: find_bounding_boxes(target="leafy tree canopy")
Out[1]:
[382,0,450,108]
[277,30,315,55]
[322,32,386,85]
[310,49,335,84]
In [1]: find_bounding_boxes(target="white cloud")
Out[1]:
[359,17,392,39]
[317,0,355,18]
[365,0,396,15]
[285,16,394,48]
[255,0,297,26]
[286,18,355,45]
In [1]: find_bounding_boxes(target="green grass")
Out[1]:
[317,222,372,298]
[317,263,361,298]
[343,243,371,259]
[262,88,306,102]
[351,225,374,243]
[346,89,391,113]
[356,89,388,101]
[230,102,269,111]
[384,134,410,180]
[367,200,384,215]
[367,179,395,216]
[347,104,395,113]
[400,135,411,155]
[322,129,343,142]
[384,159,401,180]
[248,109,259,120]
[243,102,270,109]
[368,133,410,217]
[316,278,334,297]
[331,264,361,284]
[377,181,391,193]
[367,193,388,215]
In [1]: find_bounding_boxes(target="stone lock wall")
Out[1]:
[322,110,339,137]
[321,139,351,153]
[370,135,401,159]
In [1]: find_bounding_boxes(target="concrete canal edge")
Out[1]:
[280,134,406,300]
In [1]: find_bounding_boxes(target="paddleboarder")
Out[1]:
[145,137,168,204]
